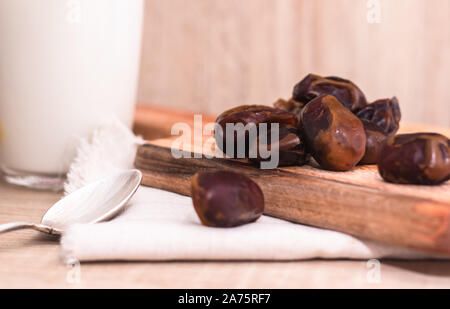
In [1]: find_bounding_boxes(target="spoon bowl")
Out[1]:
[0,169,142,235]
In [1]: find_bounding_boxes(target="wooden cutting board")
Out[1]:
[133,105,450,255]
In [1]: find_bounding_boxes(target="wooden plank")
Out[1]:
[135,121,450,255]
[133,105,216,140]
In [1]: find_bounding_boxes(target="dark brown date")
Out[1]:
[356,97,401,136]
[301,94,366,171]
[191,171,264,227]
[249,124,309,166]
[215,105,298,157]
[359,120,387,164]
[216,105,297,128]
[378,133,450,185]
[293,74,367,112]
[356,97,401,164]
[215,105,308,166]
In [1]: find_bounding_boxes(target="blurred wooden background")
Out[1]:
[137,0,450,127]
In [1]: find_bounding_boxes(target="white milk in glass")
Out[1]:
[0,0,143,189]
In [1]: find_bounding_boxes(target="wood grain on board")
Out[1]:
[134,106,450,255]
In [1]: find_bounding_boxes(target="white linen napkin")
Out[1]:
[60,121,446,262]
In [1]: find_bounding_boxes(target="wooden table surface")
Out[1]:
[1,179,450,289]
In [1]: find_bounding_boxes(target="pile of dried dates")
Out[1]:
[191,73,449,228]
[213,73,450,186]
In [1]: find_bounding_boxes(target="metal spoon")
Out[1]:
[0,169,142,235]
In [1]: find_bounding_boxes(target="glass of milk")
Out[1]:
[0,0,143,190]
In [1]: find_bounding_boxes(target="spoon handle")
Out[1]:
[0,222,53,234]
